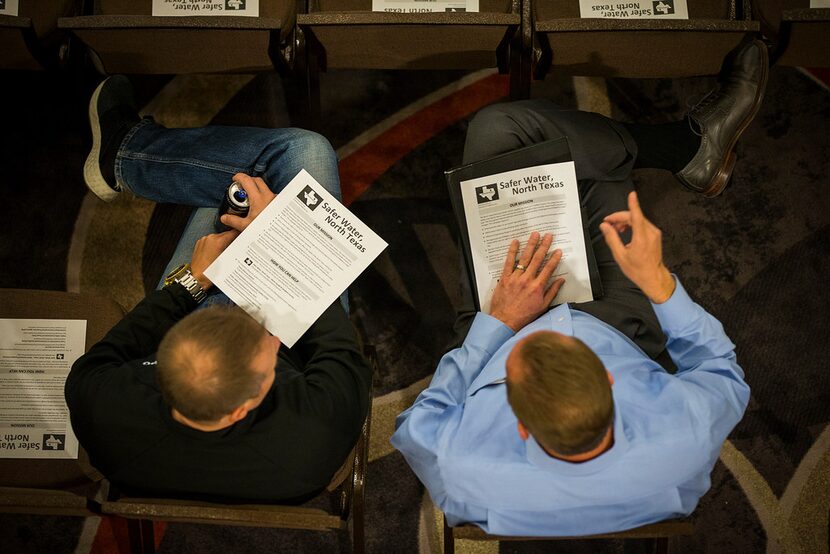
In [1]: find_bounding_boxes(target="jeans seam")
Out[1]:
[118,152,250,175]
[115,118,154,193]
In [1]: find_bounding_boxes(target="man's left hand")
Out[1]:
[489,232,565,332]
[220,173,277,232]
[190,230,239,289]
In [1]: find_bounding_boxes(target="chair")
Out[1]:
[58,0,296,74]
[0,0,80,70]
[0,288,125,517]
[443,513,695,554]
[293,0,525,127]
[100,344,377,554]
[531,0,759,78]
[752,0,830,66]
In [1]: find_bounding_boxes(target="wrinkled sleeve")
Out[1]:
[652,278,750,444]
[391,313,514,517]
[65,286,195,409]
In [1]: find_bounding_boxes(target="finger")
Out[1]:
[527,233,553,274]
[539,248,563,282]
[518,232,540,269]
[501,239,520,279]
[543,278,566,305]
[221,213,248,232]
[628,191,647,234]
[253,177,270,193]
[602,210,632,227]
[232,174,260,200]
[218,229,240,244]
[600,222,627,260]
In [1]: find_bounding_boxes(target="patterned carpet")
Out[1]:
[0,63,828,553]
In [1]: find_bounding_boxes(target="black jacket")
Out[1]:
[65,284,371,503]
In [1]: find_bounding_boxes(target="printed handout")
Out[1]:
[0,319,84,459]
[460,161,593,313]
[152,0,260,17]
[205,170,387,347]
[372,0,479,13]
[578,0,688,19]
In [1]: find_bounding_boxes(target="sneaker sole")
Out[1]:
[701,41,770,198]
[83,78,120,202]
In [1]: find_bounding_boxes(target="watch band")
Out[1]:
[165,263,207,304]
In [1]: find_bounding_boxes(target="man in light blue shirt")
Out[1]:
[392,41,765,536]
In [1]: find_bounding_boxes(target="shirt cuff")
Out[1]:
[465,312,516,355]
[651,275,695,333]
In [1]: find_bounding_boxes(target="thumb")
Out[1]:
[600,222,626,261]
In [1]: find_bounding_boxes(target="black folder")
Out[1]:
[445,137,603,310]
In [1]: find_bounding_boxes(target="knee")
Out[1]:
[467,102,527,138]
[289,129,337,165]
[464,100,564,164]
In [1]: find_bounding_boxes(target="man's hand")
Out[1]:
[220,173,277,232]
[489,232,566,332]
[599,191,676,304]
[190,230,240,289]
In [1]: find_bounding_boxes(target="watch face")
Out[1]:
[164,263,190,286]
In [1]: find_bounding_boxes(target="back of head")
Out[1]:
[506,332,613,456]
[157,306,268,424]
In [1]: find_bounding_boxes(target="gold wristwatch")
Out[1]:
[164,263,207,304]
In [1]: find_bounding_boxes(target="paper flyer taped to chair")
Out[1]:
[152,0,259,17]
[460,161,594,314]
[0,0,20,17]
[205,170,388,347]
[578,0,688,19]
[372,0,479,13]
[0,319,84,459]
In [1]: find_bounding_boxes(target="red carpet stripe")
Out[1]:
[804,68,830,92]
[339,73,509,206]
[90,517,166,554]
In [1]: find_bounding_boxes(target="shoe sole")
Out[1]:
[701,40,770,198]
[83,78,120,202]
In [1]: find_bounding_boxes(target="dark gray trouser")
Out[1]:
[451,99,674,371]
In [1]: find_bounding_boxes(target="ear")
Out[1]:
[606,370,615,386]
[517,420,530,441]
[228,404,249,424]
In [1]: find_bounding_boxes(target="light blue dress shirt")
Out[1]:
[391,279,749,536]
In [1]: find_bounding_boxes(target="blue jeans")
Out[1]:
[117,118,347,310]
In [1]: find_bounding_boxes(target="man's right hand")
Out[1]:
[220,173,277,232]
[489,232,565,332]
[599,191,676,304]
[190,229,240,290]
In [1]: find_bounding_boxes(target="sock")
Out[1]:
[623,118,702,173]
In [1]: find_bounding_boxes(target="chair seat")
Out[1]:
[451,519,696,541]
[103,497,347,530]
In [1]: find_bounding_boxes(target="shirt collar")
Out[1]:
[525,395,629,475]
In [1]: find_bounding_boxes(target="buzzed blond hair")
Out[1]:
[157,306,269,423]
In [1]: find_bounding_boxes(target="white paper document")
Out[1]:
[0,319,85,459]
[206,170,387,347]
[0,0,20,17]
[152,0,260,17]
[579,0,688,19]
[372,0,479,13]
[461,161,593,314]
[811,0,830,7]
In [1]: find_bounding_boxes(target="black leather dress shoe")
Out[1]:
[676,40,769,197]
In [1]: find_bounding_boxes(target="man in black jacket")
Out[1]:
[65,76,372,503]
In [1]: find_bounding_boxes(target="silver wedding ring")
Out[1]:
[515,264,526,271]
